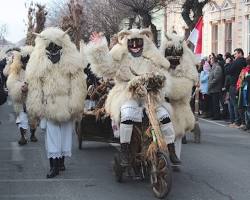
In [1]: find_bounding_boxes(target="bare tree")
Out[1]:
[25,2,47,45]
[47,0,69,26]
[47,0,126,45]
[89,0,127,42]
[60,0,84,49]
[0,24,7,40]
[181,0,210,32]
[109,0,175,45]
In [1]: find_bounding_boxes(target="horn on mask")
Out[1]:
[62,27,71,37]
[140,27,153,41]
[32,32,46,40]
[32,32,43,37]
[117,30,131,43]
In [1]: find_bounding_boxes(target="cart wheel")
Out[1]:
[150,151,172,199]
[113,154,123,182]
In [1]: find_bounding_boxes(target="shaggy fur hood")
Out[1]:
[160,32,198,82]
[6,51,27,113]
[86,28,171,123]
[160,32,198,137]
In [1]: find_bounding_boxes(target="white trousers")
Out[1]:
[45,120,73,159]
[120,100,175,144]
[174,137,182,159]
[16,111,28,130]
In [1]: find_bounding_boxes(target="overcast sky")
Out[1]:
[0,0,50,43]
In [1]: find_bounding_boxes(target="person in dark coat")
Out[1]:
[224,48,247,127]
[217,53,228,119]
[207,53,224,120]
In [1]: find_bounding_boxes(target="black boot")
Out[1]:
[49,158,53,170]
[182,135,187,144]
[47,158,59,178]
[59,156,66,171]
[18,128,27,145]
[30,128,38,142]
[120,143,130,167]
[168,143,181,165]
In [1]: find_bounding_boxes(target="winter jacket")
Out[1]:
[199,70,209,94]
[237,65,250,108]
[208,62,223,94]
[224,57,247,87]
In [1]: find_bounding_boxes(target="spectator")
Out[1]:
[237,55,250,130]
[200,59,211,117]
[225,48,247,127]
[208,53,224,120]
[217,54,225,69]
[222,52,234,121]
[217,53,228,119]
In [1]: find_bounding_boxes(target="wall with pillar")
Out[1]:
[164,0,250,57]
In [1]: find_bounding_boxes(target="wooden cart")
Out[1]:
[75,112,118,149]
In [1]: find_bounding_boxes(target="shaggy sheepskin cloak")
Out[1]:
[25,27,87,122]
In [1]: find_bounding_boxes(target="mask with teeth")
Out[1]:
[46,42,62,64]
[127,38,143,57]
[165,45,183,69]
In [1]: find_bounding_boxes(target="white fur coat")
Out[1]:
[87,29,171,123]
[6,52,26,114]
[25,28,87,122]
[160,33,199,138]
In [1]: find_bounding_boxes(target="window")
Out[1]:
[157,30,161,47]
[248,19,250,54]
[225,22,232,53]
[211,24,218,54]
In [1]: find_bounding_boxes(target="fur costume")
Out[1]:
[87,29,182,165]
[3,48,22,77]
[160,33,199,138]
[25,27,87,122]
[6,46,33,114]
[87,28,171,123]
[25,27,87,177]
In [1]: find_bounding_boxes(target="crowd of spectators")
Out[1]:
[198,48,250,131]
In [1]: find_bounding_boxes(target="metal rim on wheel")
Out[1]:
[150,151,172,199]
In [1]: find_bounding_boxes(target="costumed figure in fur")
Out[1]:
[160,32,199,161]
[0,48,21,106]
[3,48,21,77]
[6,46,38,145]
[87,28,181,166]
[25,27,87,178]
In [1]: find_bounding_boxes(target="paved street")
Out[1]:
[1,100,250,200]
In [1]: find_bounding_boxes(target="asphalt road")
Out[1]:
[0,100,250,200]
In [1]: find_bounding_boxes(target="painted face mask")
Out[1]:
[127,38,143,57]
[164,45,183,69]
[46,42,62,64]
[21,55,30,70]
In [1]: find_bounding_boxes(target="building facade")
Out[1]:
[164,0,250,57]
[203,0,250,56]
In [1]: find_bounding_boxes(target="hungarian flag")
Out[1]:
[188,16,203,56]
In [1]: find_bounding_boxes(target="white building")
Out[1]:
[164,0,250,57]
